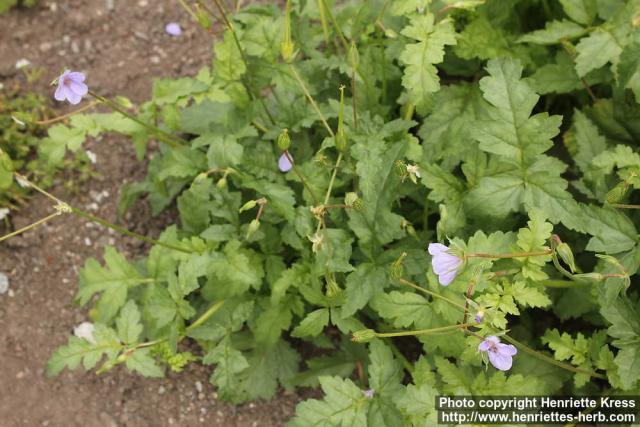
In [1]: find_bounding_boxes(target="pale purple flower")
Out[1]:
[278,153,293,172]
[363,389,375,399]
[73,321,96,344]
[475,310,484,323]
[478,336,517,371]
[165,22,182,36]
[428,243,463,286]
[54,70,88,105]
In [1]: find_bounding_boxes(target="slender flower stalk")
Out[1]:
[288,63,334,137]
[88,91,186,148]
[11,173,195,254]
[370,323,470,339]
[397,278,467,311]
[465,249,553,259]
[283,151,319,204]
[35,101,99,125]
[210,0,275,125]
[0,210,62,243]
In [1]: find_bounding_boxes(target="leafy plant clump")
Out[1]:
[35,0,640,424]
[0,0,38,14]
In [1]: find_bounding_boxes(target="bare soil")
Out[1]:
[0,1,300,426]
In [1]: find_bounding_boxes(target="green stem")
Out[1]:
[375,323,469,338]
[502,335,607,380]
[610,203,640,209]
[288,63,335,137]
[176,0,200,22]
[284,151,320,204]
[318,0,349,51]
[316,0,330,44]
[88,92,186,148]
[186,300,225,331]
[398,278,467,310]
[466,249,552,259]
[211,0,275,125]
[70,207,194,254]
[315,152,343,234]
[0,211,61,242]
[541,279,590,288]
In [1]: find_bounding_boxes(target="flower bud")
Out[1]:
[390,252,407,280]
[349,42,359,68]
[277,128,291,151]
[394,160,407,177]
[605,181,629,204]
[344,192,358,206]
[336,85,348,152]
[280,0,296,62]
[246,219,260,239]
[195,5,212,30]
[573,272,604,282]
[239,200,257,213]
[475,310,485,323]
[351,329,377,343]
[216,177,227,189]
[325,277,342,298]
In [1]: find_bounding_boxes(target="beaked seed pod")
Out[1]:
[277,128,291,151]
[556,242,577,273]
[195,5,212,30]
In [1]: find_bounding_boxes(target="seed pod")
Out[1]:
[325,277,342,298]
[556,242,577,273]
[351,198,365,212]
[277,128,291,151]
[352,329,377,343]
[394,160,407,177]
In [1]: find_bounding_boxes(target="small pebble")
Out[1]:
[195,381,203,393]
[158,386,166,394]
[0,272,9,294]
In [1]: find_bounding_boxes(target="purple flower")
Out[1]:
[278,153,293,172]
[362,389,375,399]
[54,70,88,105]
[478,336,517,371]
[475,310,484,323]
[165,22,182,36]
[428,243,463,286]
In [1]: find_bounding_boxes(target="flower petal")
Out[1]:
[54,83,68,101]
[437,269,458,286]
[488,350,513,371]
[66,89,82,105]
[67,71,86,82]
[432,253,462,275]
[428,243,449,256]
[68,80,88,96]
[497,343,518,356]
[278,153,293,172]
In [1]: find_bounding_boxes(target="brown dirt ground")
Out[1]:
[0,1,301,426]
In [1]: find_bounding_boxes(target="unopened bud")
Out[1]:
[349,42,359,67]
[239,200,257,213]
[277,129,291,151]
[195,5,212,30]
[573,272,604,282]
[216,177,227,189]
[325,278,342,298]
[280,0,296,62]
[344,192,358,206]
[556,242,577,273]
[246,219,260,239]
[390,252,407,280]
[194,172,208,183]
[352,329,377,343]
[475,310,485,323]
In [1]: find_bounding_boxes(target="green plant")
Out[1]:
[0,0,39,13]
[6,0,640,424]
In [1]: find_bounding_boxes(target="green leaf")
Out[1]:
[291,308,330,338]
[559,0,597,25]
[340,263,388,319]
[601,297,640,390]
[204,336,250,402]
[371,291,432,328]
[400,14,457,111]
[618,37,640,103]
[575,30,623,77]
[289,376,368,427]
[368,341,403,397]
[126,348,165,378]
[518,20,586,45]
[214,30,247,82]
[47,324,121,376]
[116,300,143,345]
[0,149,13,189]
[76,247,145,323]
